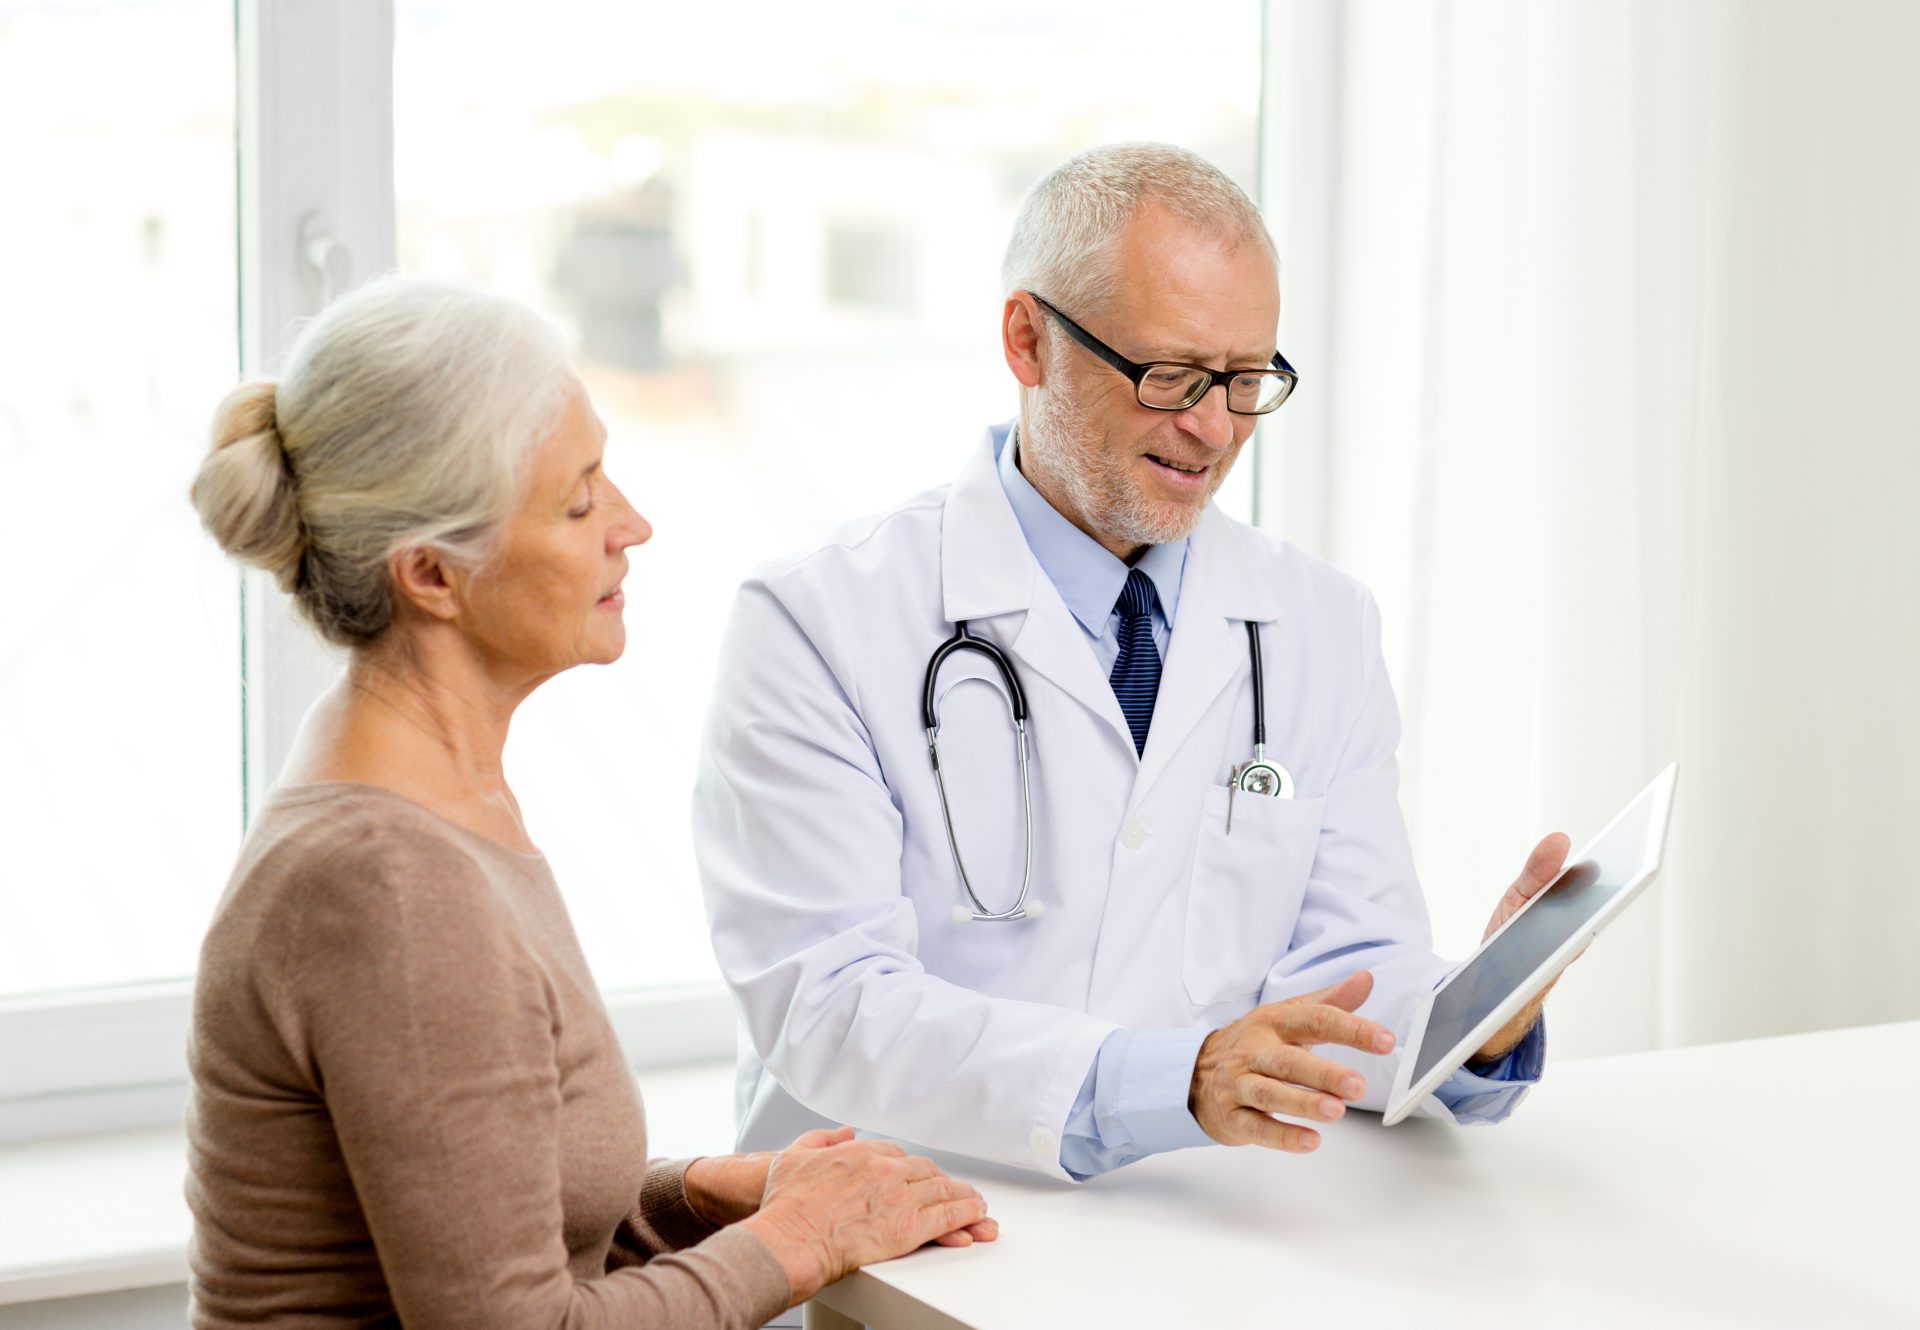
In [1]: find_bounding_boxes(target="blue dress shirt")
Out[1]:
[992,424,1545,1180]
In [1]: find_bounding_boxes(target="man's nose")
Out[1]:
[1176,382,1236,450]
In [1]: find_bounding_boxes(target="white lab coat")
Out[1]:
[694,431,1456,1182]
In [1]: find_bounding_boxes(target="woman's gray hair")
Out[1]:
[190,277,571,648]
[1001,142,1275,319]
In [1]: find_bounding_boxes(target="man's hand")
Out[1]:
[1187,971,1395,1152]
[1470,832,1572,1064]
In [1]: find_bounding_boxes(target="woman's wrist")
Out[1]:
[683,1153,773,1227]
[682,1157,725,1226]
[740,1203,835,1306]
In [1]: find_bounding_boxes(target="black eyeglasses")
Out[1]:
[1030,293,1298,416]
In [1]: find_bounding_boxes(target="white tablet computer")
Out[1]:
[1382,763,1678,1126]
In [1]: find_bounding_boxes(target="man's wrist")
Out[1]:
[1469,1011,1545,1073]
[1187,1028,1221,1120]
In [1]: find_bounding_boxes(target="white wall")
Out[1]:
[1262,0,1920,1057]
[0,1285,185,1330]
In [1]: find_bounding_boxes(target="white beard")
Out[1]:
[1021,373,1219,551]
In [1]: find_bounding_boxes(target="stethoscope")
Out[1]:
[922,619,1292,923]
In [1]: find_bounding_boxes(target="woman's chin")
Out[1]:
[586,623,627,666]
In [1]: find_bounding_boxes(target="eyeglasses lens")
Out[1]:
[1136,367,1294,414]
[1236,374,1293,414]
[1137,365,1206,409]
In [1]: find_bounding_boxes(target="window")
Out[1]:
[2,0,1267,1133]
[392,0,1263,991]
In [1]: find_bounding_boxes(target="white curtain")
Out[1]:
[1259,0,1920,1057]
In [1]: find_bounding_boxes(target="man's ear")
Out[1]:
[1002,293,1046,389]
[388,545,461,624]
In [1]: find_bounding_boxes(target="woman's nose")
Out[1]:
[613,510,652,550]
[604,479,652,550]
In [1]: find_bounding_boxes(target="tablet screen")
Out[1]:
[1410,788,1661,1085]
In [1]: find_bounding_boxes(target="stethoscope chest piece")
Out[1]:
[1233,754,1294,799]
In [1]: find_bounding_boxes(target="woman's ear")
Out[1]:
[388,545,462,624]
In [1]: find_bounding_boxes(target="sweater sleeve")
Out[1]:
[280,829,790,1330]
[607,1158,724,1262]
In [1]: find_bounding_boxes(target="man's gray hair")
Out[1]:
[1001,142,1275,316]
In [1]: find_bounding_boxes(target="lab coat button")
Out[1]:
[1031,1127,1055,1157]
[1120,818,1147,850]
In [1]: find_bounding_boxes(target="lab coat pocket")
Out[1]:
[1182,785,1326,1007]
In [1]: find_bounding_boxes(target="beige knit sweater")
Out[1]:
[185,783,789,1328]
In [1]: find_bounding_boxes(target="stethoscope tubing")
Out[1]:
[1246,620,1266,749]
[923,616,1285,922]
[924,623,1036,920]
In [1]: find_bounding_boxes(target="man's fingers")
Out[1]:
[1512,832,1571,900]
[788,1126,853,1150]
[1247,1046,1369,1100]
[1258,1001,1393,1056]
[1286,969,1374,1012]
[1226,1107,1320,1153]
[1236,1071,1348,1123]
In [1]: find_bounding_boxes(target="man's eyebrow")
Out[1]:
[1140,344,1278,367]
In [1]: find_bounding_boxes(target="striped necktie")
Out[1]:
[1109,568,1162,758]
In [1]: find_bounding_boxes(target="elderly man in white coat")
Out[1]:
[695,143,1568,1189]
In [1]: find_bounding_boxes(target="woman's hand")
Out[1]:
[684,1127,852,1226]
[684,1153,775,1227]
[739,1127,997,1306]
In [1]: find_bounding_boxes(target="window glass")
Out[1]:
[394,0,1261,990]
[0,1,240,998]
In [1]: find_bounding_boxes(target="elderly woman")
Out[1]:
[185,278,993,1329]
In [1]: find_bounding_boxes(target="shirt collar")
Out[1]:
[995,423,1187,638]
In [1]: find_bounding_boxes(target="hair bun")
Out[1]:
[190,379,307,589]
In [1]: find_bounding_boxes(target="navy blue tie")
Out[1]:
[1109,569,1162,758]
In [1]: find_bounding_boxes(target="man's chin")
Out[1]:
[1116,495,1208,548]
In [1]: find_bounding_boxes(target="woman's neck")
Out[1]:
[281,628,543,853]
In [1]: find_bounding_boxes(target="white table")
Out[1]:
[807,1022,1920,1329]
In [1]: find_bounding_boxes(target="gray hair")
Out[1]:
[1001,142,1275,318]
[190,277,571,647]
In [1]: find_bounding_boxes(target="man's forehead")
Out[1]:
[1110,280,1280,360]
[1104,211,1280,355]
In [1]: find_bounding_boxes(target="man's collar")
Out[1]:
[995,423,1187,636]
